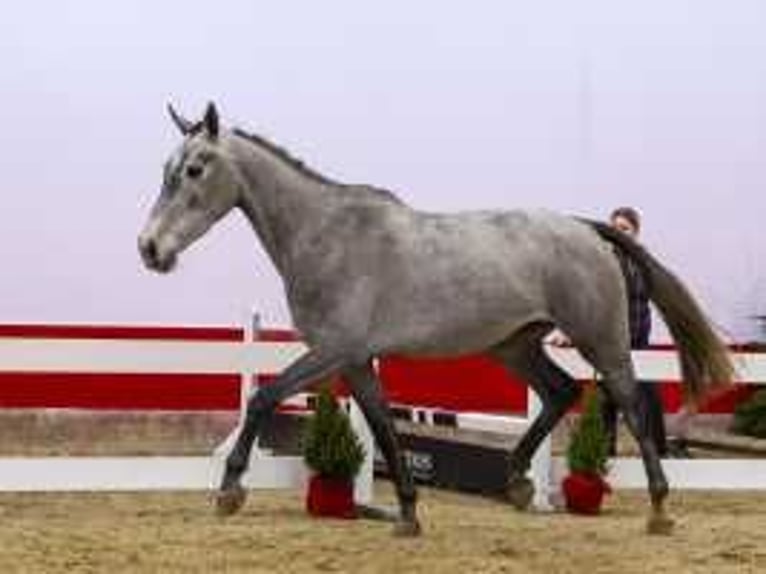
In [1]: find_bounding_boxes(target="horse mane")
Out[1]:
[232,127,340,185]
[232,127,405,205]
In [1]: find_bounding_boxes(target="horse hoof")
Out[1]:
[392,519,422,538]
[646,513,675,536]
[215,485,247,517]
[506,476,535,511]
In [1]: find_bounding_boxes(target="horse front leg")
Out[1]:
[343,361,421,537]
[216,349,345,516]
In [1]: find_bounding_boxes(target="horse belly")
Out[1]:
[372,281,545,357]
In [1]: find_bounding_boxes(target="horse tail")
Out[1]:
[582,218,735,404]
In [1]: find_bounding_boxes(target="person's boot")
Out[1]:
[666,437,692,458]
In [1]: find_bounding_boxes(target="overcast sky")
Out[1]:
[1,1,764,341]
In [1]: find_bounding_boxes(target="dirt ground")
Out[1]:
[0,484,764,574]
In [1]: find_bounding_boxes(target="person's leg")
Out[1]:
[666,404,696,458]
[600,390,620,456]
[638,382,668,457]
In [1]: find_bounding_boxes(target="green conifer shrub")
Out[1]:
[567,386,610,476]
[302,385,366,480]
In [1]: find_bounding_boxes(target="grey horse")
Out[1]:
[139,103,733,536]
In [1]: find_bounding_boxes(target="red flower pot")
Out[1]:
[562,472,611,515]
[306,474,357,519]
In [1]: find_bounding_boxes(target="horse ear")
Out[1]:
[167,103,195,135]
[203,102,219,139]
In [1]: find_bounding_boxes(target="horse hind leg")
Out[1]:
[490,326,582,511]
[597,360,674,535]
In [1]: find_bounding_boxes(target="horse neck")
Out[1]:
[231,136,336,275]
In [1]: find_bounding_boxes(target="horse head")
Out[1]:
[138,102,241,273]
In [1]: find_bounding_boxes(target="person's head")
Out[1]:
[610,206,641,238]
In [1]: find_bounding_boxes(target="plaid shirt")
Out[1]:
[614,248,652,349]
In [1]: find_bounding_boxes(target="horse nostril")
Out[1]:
[140,236,158,263]
[139,233,178,272]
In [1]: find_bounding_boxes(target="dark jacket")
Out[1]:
[614,248,651,349]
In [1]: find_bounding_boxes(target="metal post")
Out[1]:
[528,385,554,511]
[349,399,375,504]
[214,310,262,459]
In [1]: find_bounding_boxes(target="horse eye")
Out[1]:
[186,164,203,179]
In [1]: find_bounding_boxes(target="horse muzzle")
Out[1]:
[138,234,178,273]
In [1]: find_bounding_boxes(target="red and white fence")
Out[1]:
[382,347,766,509]
[0,322,765,508]
[547,346,766,496]
[0,322,374,500]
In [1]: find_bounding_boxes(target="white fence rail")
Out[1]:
[0,338,306,374]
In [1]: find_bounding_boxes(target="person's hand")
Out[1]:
[545,331,571,347]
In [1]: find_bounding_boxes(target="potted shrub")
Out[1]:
[731,388,766,438]
[302,384,366,519]
[562,385,611,515]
